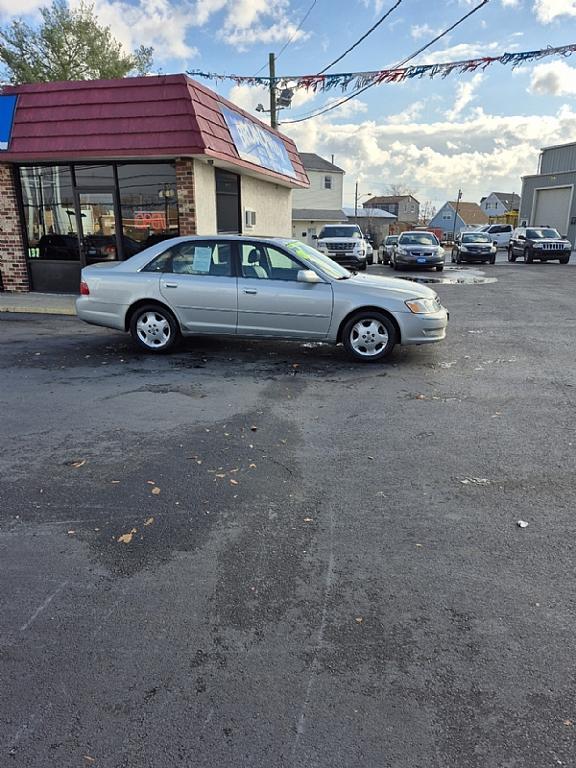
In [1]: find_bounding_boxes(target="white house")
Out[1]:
[292,153,346,244]
[480,192,520,220]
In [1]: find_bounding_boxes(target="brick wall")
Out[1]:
[0,164,29,292]
[175,158,197,236]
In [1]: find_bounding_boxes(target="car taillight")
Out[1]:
[80,280,90,295]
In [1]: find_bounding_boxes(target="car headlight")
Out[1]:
[317,242,327,250]
[405,297,441,314]
[533,243,543,248]
[460,246,469,252]
[398,247,409,255]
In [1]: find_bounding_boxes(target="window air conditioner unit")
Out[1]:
[245,209,256,228]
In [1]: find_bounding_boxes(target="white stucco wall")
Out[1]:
[241,175,292,236]
[292,169,344,210]
[193,159,217,234]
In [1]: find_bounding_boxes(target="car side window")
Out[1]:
[241,244,303,281]
[167,242,233,276]
[141,248,174,273]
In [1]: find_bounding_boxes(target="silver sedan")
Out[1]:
[76,236,448,363]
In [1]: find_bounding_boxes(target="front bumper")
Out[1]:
[531,248,571,260]
[459,250,494,262]
[395,253,444,267]
[394,306,448,345]
[325,252,367,269]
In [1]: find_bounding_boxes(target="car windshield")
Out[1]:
[284,240,351,279]
[386,236,398,244]
[527,228,561,239]
[319,226,362,239]
[462,233,491,243]
[399,233,438,246]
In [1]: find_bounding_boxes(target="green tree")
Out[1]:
[0,0,153,84]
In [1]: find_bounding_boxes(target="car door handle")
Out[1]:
[163,283,178,288]
[243,288,257,295]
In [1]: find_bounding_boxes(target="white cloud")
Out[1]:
[282,104,576,208]
[68,0,198,63]
[452,73,483,117]
[534,0,576,22]
[0,0,42,13]
[421,42,501,65]
[530,60,576,96]
[410,23,441,40]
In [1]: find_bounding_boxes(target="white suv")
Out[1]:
[476,224,513,249]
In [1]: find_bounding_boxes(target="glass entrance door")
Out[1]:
[76,189,122,265]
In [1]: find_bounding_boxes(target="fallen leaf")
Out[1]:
[70,459,86,468]
[151,487,161,495]
[415,543,423,548]
[303,517,313,522]
[144,517,154,526]
[146,480,156,485]
[563,720,573,727]
[84,758,96,764]
[367,456,374,460]
[415,394,426,400]
[118,528,137,544]
[111,480,120,484]
[230,479,239,485]
[215,473,226,478]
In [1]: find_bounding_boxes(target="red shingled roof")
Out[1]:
[1,74,308,187]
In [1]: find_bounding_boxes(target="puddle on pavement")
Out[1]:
[393,266,497,285]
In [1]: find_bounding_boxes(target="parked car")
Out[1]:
[390,231,445,271]
[508,227,572,263]
[365,237,374,265]
[314,224,369,271]
[477,223,513,248]
[378,235,398,264]
[76,236,448,363]
[451,231,497,264]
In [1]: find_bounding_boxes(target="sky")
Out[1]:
[2,0,576,208]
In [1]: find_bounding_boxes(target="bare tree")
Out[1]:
[419,201,437,225]
[387,183,416,197]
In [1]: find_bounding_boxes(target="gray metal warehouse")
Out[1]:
[520,141,576,246]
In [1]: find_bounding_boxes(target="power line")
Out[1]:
[317,0,403,75]
[281,0,490,124]
[253,0,319,76]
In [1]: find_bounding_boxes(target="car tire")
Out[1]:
[342,311,397,363]
[129,303,180,354]
[560,255,570,264]
[436,264,444,272]
[489,255,496,264]
[358,262,367,271]
[508,247,516,262]
[524,248,533,264]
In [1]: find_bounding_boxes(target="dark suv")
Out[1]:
[508,227,572,264]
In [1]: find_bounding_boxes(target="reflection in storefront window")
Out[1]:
[117,163,179,253]
[74,164,115,187]
[19,166,80,260]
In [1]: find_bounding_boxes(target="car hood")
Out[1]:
[341,273,438,298]
[398,243,442,251]
[319,237,362,243]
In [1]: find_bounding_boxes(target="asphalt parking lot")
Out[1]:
[1,261,576,767]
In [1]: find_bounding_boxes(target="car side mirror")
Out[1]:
[297,269,322,284]
[493,241,498,246]
[311,234,318,240]
[518,235,525,240]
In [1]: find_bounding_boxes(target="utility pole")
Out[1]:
[269,52,277,130]
[354,181,358,224]
[451,188,463,242]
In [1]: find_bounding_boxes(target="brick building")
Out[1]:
[0,74,307,293]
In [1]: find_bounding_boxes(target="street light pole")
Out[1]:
[451,188,463,242]
[354,181,358,224]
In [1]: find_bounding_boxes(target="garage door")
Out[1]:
[533,187,572,234]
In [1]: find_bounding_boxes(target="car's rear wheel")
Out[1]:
[342,311,397,363]
[560,255,570,264]
[130,304,179,353]
[524,248,533,264]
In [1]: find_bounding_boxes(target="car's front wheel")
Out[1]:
[129,304,180,353]
[342,311,397,362]
[524,248,533,264]
[436,264,444,272]
[560,255,571,264]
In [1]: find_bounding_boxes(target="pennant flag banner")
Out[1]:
[189,43,576,94]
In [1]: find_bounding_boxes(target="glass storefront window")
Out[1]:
[117,163,179,253]
[74,164,115,187]
[19,165,80,260]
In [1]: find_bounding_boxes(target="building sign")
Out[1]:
[220,105,296,179]
[0,95,17,151]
